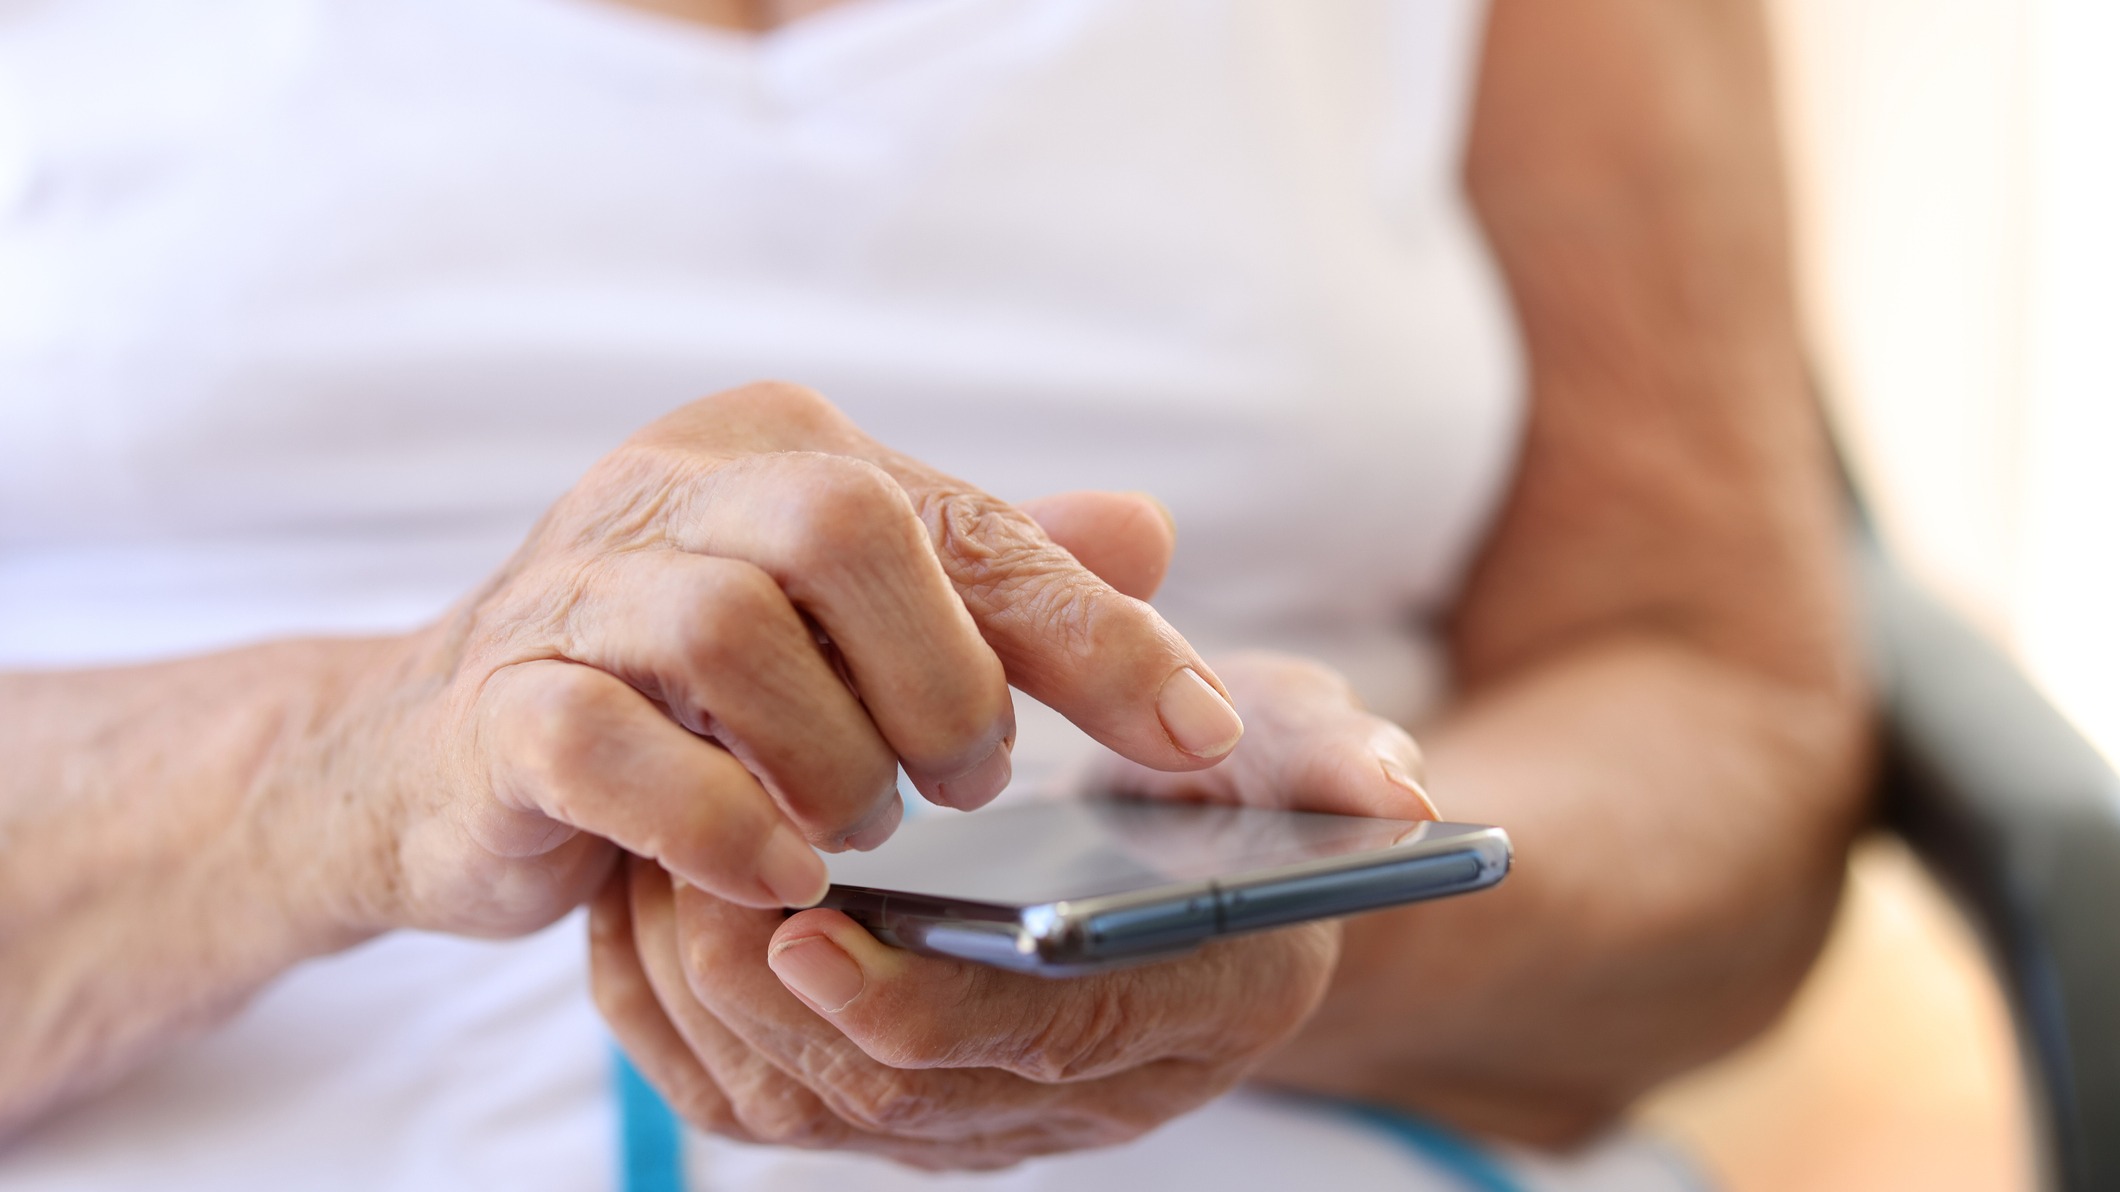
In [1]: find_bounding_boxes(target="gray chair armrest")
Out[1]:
[1863,545,2120,1192]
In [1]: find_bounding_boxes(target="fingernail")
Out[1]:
[1157,667,1244,759]
[1129,490,1178,539]
[769,935,866,1013]
[844,792,904,852]
[760,825,830,908]
[935,740,1012,809]
[1379,758,1441,820]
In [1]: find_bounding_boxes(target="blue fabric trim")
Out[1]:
[612,1048,686,1192]
[1330,1101,1533,1192]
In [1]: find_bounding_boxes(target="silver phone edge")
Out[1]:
[852,824,1512,977]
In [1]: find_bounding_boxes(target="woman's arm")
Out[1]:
[1258,0,1872,1144]
[0,643,391,1131]
[0,385,1236,1134]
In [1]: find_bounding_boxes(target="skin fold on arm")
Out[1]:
[1254,0,1873,1145]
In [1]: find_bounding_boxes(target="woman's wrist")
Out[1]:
[0,638,416,1126]
[230,633,438,950]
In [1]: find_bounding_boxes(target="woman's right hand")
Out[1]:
[298,381,1243,940]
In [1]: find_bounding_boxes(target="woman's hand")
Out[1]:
[591,653,1436,1170]
[301,381,1246,939]
[0,381,1248,1130]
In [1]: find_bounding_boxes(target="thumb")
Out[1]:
[1016,490,1176,602]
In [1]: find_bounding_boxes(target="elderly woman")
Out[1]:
[0,0,1868,1188]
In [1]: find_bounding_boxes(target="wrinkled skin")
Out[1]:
[0,0,1875,1157]
[593,654,1437,1170]
[580,0,1878,1160]
[335,380,1248,940]
[0,379,1263,1131]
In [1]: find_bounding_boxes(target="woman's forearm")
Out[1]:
[1259,633,1869,1144]
[1264,0,1873,1144]
[0,640,393,1132]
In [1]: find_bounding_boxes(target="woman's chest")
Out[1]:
[0,0,1520,637]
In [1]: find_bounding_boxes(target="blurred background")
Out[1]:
[1633,2,2117,1189]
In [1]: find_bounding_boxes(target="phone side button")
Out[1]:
[1082,892,1218,958]
[1218,852,1487,933]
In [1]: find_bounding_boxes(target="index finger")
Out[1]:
[644,383,1239,787]
[875,452,1246,771]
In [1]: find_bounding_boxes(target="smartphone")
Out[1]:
[818,798,1511,976]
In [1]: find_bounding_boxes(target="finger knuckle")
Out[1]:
[678,925,737,999]
[731,1104,819,1149]
[671,561,789,673]
[717,380,841,429]
[726,1079,839,1149]
[512,666,624,786]
[780,455,921,568]
[829,1063,938,1133]
[922,490,1053,582]
[925,490,1114,652]
[909,669,1014,767]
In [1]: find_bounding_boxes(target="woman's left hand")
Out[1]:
[590,653,1436,1169]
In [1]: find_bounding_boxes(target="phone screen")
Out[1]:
[823,798,1432,907]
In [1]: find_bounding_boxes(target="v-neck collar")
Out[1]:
[452,0,1037,107]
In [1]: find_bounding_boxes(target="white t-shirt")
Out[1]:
[0,1,1697,1187]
